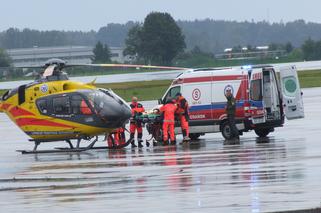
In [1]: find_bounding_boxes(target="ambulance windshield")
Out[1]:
[164,86,181,103]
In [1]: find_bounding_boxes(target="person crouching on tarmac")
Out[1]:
[175,93,191,142]
[130,97,145,148]
[107,127,126,147]
[160,98,177,146]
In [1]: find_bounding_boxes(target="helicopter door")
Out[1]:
[279,66,304,120]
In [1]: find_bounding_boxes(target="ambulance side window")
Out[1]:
[250,80,262,101]
[164,86,181,102]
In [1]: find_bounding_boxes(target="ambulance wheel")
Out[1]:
[254,129,271,137]
[221,121,232,140]
[189,133,201,140]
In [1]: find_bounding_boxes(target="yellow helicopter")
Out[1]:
[0,59,183,154]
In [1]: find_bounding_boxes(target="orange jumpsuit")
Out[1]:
[80,99,92,115]
[130,102,145,141]
[160,102,177,142]
[107,128,126,147]
[176,96,190,137]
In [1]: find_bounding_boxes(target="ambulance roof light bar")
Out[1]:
[193,67,232,72]
[241,64,274,70]
[241,65,252,70]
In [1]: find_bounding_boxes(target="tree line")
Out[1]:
[3,15,321,68]
[2,19,321,53]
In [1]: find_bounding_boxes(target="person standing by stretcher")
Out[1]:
[129,97,145,148]
[160,99,177,146]
[175,93,191,142]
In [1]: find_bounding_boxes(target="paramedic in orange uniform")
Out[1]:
[160,99,177,145]
[107,127,126,147]
[117,127,126,145]
[129,97,145,148]
[80,99,92,115]
[175,93,191,142]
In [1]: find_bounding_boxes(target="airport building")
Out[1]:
[216,46,286,60]
[6,46,129,67]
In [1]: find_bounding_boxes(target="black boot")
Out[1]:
[131,141,137,148]
[170,140,177,146]
[130,133,137,148]
[182,130,187,138]
[138,133,143,140]
[146,141,150,147]
[163,140,169,146]
[137,133,143,148]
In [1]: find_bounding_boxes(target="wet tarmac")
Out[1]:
[0,88,321,212]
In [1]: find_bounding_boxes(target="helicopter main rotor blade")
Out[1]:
[66,63,188,70]
[1,58,189,72]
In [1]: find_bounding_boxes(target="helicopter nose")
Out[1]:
[101,102,132,128]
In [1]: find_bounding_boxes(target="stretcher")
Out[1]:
[134,112,164,145]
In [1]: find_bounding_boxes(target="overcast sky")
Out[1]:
[0,0,320,31]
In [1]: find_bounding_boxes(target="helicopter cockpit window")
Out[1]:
[37,99,48,114]
[70,95,82,114]
[70,94,95,115]
[84,90,112,113]
[80,100,93,115]
[53,96,71,114]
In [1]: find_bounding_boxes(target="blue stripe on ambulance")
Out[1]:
[189,101,245,112]
[249,100,264,108]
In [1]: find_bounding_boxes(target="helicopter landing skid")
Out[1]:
[17,136,131,154]
[17,148,88,154]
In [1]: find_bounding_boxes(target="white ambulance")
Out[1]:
[159,65,304,140]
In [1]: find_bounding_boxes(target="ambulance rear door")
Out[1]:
[279,65,304,120]
[249,68,266,124]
